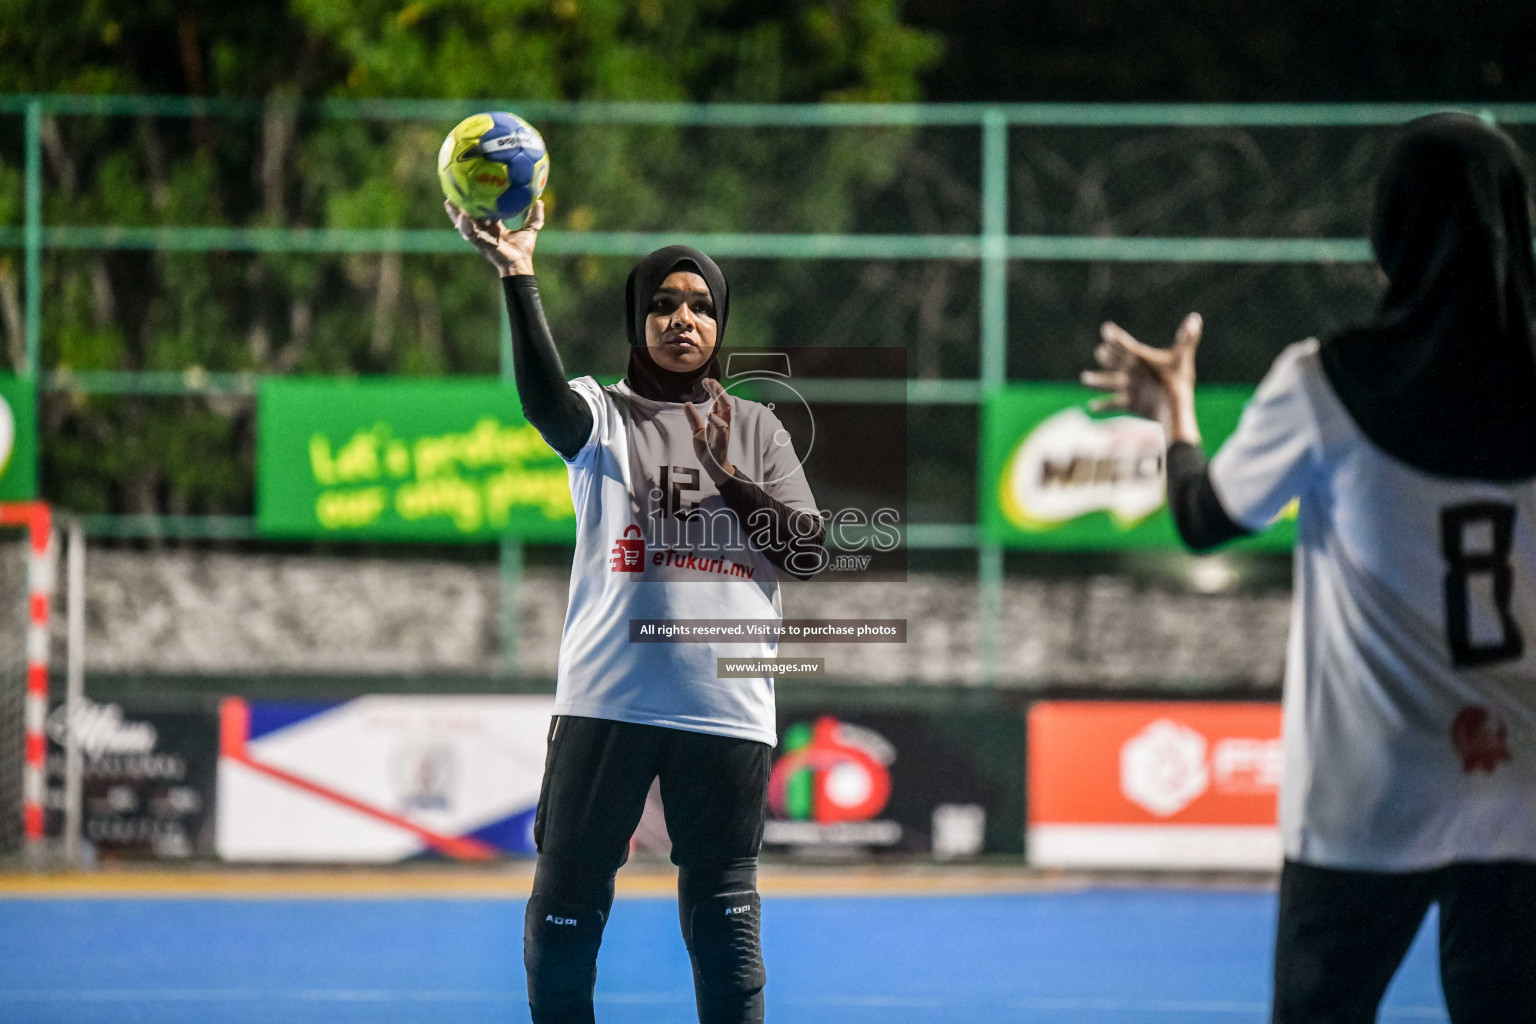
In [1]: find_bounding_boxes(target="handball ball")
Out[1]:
[437,112,550,224]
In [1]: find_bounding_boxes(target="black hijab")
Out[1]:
[624,245,730,402]
[1321,113,1536,481]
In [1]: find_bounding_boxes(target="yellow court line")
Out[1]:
[0,867,1083,900]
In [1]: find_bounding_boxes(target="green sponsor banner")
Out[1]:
[258,377,575,541]
[0,375,36,501]
[981,384,1294,551]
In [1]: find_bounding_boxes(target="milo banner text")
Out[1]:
[982,384,1294,550]
[257,378,575,541]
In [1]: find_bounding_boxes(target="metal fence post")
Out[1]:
[977,107,1008,683]
[63,517,84,868]
[500,538,523,678]
[23,98,41,379]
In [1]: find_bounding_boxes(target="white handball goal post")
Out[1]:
[0,502,87,868]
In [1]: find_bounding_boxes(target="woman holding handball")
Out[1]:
[446,195,823,1024]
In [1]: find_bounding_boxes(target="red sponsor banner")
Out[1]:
[1027,701,1283,869]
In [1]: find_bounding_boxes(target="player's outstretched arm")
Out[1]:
[445,200,593,459]
[1081,313,1248,552]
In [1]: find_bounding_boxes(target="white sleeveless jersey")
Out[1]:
[551,377,819,747]
[1210,340,1536,870]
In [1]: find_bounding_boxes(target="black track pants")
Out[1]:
[525,715,771,1024]
[1273,859,1536,1024]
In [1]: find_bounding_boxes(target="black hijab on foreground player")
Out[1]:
[498,240,824,574]
[1151,113,1536,549]
[624,244,729,402]
[502,242,729,445]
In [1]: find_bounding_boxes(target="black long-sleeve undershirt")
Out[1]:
[502,275,593,459]
[1165,441,1252,553]
[717,470,826,580]
[501,274,825,577]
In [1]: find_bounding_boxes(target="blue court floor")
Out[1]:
[0,885,1446,1023]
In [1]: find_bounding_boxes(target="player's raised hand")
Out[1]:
[685,377,736,483]
[445,199,543,277]
[1081,313,1203,444]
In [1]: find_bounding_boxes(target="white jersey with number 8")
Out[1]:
[1210,339,1536,870]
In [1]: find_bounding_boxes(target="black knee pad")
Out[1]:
[524,893,608,1024]
[687,890,767,1008]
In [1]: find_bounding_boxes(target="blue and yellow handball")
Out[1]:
[437,112,550,224]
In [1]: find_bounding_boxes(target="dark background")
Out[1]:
[908,0,1536,102]
[10,1,1535,103]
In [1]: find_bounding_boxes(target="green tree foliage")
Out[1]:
[0,1,941,518]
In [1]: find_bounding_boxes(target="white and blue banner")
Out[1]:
[217,695,552,862]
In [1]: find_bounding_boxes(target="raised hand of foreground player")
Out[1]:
[445,198,544,277]
[684,377,736,483]
[1081,312,1203,445]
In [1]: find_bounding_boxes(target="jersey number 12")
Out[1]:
[1441,502,1524,667]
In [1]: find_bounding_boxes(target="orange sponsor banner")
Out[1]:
[1027,701,1283,870]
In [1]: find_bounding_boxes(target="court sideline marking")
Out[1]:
[0,866,1173,898]
[0,988,1449,1019]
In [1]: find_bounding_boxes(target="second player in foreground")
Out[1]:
[1085,113,1536,1024]
[449,199,823,1024]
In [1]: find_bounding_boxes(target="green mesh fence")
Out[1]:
[2,97,1533,677]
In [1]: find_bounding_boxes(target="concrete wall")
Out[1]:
[44,550,1290,689]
